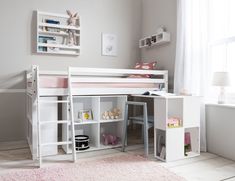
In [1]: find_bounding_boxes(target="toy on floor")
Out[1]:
[102,133,119,145]
[102,108,121,120]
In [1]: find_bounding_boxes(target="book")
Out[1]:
[38,36,56,52]
[45,19,60,32]
[184,132,192,156]
[143,90,176,97]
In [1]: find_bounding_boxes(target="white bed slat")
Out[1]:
[70,77,165,83]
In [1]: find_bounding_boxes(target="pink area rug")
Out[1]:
[0,154,186,181]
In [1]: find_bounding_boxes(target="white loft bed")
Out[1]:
[26,65,168,160]
[26,66,168,96]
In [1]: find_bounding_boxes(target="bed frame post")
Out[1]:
[164,71,168,92]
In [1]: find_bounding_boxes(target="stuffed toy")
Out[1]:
[66,10,78,45]
[112,108,121,119]
[102,133,119,145]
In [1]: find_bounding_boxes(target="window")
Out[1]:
[209,0,235,94]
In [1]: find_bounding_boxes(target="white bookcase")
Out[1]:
[62,95,127,153]
[154,96,200,162]
[36,11,80,56]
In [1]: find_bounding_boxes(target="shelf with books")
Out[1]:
[36,11,80,56]
[38,23,80,31]
[38,43,80,50]
[38,30,80,37]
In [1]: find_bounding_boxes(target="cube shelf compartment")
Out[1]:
[62,95,127,153]
[154,96,201,162]
[100,122,123,148]
[36,11,80,56]
[100,96,126,122]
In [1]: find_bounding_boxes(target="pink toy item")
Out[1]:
[167,117,182,128]
[102,133,119,145]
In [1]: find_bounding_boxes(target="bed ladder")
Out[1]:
[35,66,77,167]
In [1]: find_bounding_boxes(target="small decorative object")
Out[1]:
[112,108,121,119]
[102,33,117,56]
[184,132,191,156]
[102,111,110,120]
[212,72,230,104]
[167,117,182,128]
[102,133,119,145]
[180,88,192,96]
[102,108,121,120]
[78,109,93,121]
[75,135,89,151]
[66,10,78,46]
[157,26,165,34]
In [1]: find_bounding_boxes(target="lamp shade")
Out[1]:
[212,72,230,86]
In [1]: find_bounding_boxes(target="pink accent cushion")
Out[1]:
[134,62,157,70]
[130,61,157,78]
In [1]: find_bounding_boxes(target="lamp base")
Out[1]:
[218,87,226,104]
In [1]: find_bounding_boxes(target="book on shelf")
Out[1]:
[184,132,192,156]
[38,36,56,52]
[143,90,175,97]
[45,19,61,33]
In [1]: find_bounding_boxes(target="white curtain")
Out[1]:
[174,0,211,152]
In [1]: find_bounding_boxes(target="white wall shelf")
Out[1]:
[36,11,80,56]
[154,96,200,162]
[139,32,170,48]
[62,95,127,153]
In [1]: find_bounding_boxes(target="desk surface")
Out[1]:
[131,94,186,99]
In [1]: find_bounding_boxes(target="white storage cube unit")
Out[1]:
[154,96,200,162]
[62,95,127,153]
[27,97,58,160]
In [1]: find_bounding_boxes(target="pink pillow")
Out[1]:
[130,61,157,78]
[134,62,157,70]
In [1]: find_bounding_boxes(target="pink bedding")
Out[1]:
[38,76,157,88]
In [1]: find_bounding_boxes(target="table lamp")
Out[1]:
[212,72,230,104]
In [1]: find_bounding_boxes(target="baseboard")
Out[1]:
[0,140,29,151]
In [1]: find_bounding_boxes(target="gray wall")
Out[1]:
[0,0,142,141]
[141,0,177,92]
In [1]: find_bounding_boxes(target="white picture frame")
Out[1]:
[78,109,93,121]
[102,33,117,56]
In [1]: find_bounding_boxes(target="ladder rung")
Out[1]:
[41,141,72,147]
[39,100,69,104]
[40,120,71,125]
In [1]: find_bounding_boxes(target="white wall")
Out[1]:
[206,104,235,161]
[141,0,177,92]
[0,0,142,141]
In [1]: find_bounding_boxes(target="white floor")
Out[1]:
[0,140,235,181]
